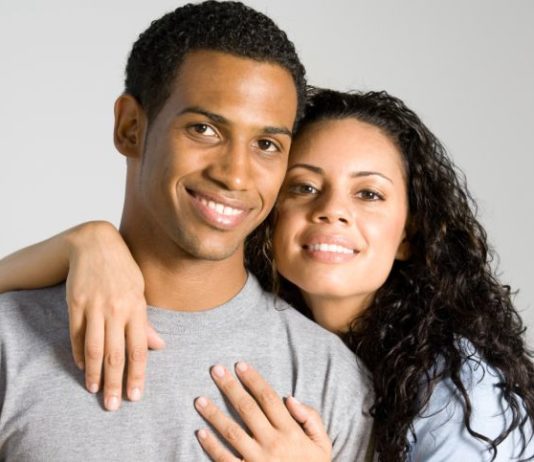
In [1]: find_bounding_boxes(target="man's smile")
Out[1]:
[186,188,250,230]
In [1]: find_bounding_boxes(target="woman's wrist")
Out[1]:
[66,221,119,264]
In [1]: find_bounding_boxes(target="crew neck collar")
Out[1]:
[146,273,263,334]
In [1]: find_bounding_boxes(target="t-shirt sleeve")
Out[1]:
[327,353,375,462]
[331,400,375,462]
[409,359,533,461]
[0,302,9,452]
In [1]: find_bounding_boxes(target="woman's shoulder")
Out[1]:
[408,338,533,461]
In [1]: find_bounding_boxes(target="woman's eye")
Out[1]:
[357,189,383,201]
[257,139,279,153]
[190,124,217,137]
[288,183,319,195]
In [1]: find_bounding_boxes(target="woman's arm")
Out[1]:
[194,362,332,461]
[0,221,164,411]
[0,225,76,292]
[411,356,533,461]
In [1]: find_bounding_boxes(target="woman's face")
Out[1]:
[273,118,409,321]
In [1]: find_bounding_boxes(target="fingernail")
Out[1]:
[196,396,208,408]
[212,365,225,378]
[106,396,120,411]
[76,360,85,370]
[197,428,208,440]
[88,383,99,394]
[288,395,301,405]
[130,387,141,401]
[236,361,248,373]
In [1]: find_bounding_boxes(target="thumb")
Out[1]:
[286,396,332,453]
[147,323,165,350]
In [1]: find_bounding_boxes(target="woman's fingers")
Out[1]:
[196,365,332,462]
[67,299,86,370]
[233,361,296,432]
[285,397,332,454]
[102,319,126,411]
[147,322,165,350]
[195,396,258,459]
[125,311,148,402]
[196,428,243,462]
[209,364,273,438]
[84,314,105,394]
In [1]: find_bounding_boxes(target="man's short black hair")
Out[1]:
[125,1,307,126]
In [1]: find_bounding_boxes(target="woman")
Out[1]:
[1,89,533,461]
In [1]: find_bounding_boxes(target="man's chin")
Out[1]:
[179,237,243,262]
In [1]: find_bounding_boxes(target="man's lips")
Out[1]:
[187,189,250,230]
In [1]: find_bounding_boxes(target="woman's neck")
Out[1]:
[303,292,372,334]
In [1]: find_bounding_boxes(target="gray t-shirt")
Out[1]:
[0,275,373,461]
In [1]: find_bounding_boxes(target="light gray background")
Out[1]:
[1,1,532,345]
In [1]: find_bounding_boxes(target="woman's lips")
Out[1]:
[303,243,355,254]
[301,235,359,263]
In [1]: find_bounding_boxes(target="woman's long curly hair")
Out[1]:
[246,88,534,461]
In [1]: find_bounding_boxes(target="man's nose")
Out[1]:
[206,141,251,191]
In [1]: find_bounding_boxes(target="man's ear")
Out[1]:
[395,229,411,261]
[113,94,147,158]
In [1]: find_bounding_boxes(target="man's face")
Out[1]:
[132,50,297,262]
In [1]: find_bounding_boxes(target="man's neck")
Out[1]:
[120,227,248,312]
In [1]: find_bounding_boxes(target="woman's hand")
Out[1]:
[194,362,332,461]
[66,221,165,410]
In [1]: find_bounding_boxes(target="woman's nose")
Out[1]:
[311,192,351,225]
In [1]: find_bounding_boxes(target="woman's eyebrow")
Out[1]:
[350,171,393,183]
[286,163,322,174]
[287,163,392,183]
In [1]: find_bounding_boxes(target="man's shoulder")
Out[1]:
[260,290,367,373]
[0,284,65,308]
[261,290,325,330]
[0,284,67,331]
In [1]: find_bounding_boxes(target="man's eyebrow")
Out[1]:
[177,106,228,124]
[263,126,292,138]
[177,106,292,138]
[287,163,393,183]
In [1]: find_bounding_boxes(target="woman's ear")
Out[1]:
[113,94,147,158]
[395,230,411,261]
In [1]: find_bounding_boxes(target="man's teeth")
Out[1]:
[307,243,354,254]
[199,197,243,216]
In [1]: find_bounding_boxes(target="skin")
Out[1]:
[0,50,334,460]
[193,117,411,458]
[194,362,331,461]
[93,49,299,411]
[0,111,408,460]
[118,49,297,311]
[274,118,410,331]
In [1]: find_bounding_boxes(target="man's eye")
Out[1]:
[257,139,279,152]
[288,183,319,195]
[357,190,383,201]
[191,124,217,137]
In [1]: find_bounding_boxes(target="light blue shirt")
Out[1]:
[408,343,533,461]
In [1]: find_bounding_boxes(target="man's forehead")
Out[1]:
[175,49,294,90]
[165,49,298,131]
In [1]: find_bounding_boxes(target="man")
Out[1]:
[0,2,372,460]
